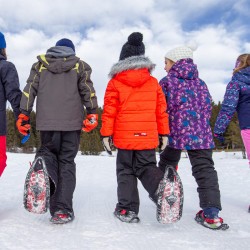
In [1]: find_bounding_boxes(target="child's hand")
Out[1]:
[16,114,31,136]
[82,114,98,132]
[159,135,169,153]
[214,133,225,144]
[101,136,113,155]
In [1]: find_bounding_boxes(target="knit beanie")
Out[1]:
[0,32,6,49]
[165,43,198,62]
[119,32,145,61]
[56,38,75,52]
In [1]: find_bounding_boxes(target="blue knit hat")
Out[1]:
[56,38,75,52]
[0,32,6,49]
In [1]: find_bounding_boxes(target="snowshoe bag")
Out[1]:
[23,156,50,214]
[157,165,184,224]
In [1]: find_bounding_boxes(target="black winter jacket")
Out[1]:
[0,54,21,136]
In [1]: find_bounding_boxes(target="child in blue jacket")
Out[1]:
[0,32,21,177]
[214,53,250,212]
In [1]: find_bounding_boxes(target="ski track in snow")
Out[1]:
[0,151,249,250]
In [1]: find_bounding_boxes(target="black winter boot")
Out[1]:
[50,210,75,224]
[113,209,140,223]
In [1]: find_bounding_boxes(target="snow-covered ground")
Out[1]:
[0,151,249,250]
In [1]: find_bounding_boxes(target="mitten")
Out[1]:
[82,114,98,132]
[16,114,30,136]
[214,133,225,144]
[159,135,169,153]
[101,136,112,155]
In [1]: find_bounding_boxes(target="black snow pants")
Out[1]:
[36,130,81,215]
[159,146,222,210]
[116,149,164,214]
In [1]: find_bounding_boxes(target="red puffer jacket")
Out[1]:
[101,56,169,150]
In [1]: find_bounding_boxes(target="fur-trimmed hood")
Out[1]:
[109,56,155,79]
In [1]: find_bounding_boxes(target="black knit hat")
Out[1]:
[119,32,145,60]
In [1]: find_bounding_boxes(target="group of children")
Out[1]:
[0,30,249,229]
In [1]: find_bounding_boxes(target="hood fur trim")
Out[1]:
[109,56,155,78]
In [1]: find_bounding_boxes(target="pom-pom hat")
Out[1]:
[119,32,145,60]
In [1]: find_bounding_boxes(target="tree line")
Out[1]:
[6,102,245,155]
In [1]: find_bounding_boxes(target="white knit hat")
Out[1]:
[165,42,197,62]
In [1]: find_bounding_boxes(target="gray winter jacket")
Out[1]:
[20,47,98,131]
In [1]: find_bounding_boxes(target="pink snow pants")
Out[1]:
[241,129,250,166]
[0,136,7,177]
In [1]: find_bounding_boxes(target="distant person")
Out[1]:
[100,32,170,223]
[214,53,250,213]
[17,38,98,223]
[158,44,229,230]
[0,32,21,177]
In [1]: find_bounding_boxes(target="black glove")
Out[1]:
[101,136,113,155]
[214,133,225,145]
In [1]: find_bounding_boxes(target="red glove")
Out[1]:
[16,114,31,136]
[82,114,98,132]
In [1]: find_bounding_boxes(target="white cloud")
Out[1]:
[244,42,250,51]
[1,0,248,107]
[0,0,155,33]
[232,0,250,15]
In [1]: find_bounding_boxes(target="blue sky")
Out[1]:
[1,0,249,106]
[183,4,248,34]
[182,1,249,40]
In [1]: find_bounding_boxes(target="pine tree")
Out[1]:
[21,111,39,153]
[5,103,246,155]
[6,109,40,153]
[6,108,20,151]
[80,107,104,155]
[211,102,244,151]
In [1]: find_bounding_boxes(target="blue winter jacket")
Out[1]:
[214,66,250,134]
[0,54,21,136]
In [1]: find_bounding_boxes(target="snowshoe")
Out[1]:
[50,210,75,224]
[156,165,184,224]
[23,156,50,214]
[195,210,229,230]
[114,209,140,223]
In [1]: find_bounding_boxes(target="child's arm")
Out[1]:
[100,80,119,137]
[20,62,40,115]
[78,61,98,114]
[214,80,240,134]
[159,76,168,96]
[156,83,170,135]
[2,62,21,120]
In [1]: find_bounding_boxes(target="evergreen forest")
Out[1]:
[5,103,245,155]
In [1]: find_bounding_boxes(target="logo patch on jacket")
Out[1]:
[134,133,147,136]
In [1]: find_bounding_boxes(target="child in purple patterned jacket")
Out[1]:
[158,44,229,230]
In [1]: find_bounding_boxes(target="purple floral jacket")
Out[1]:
[160,58,215,150]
